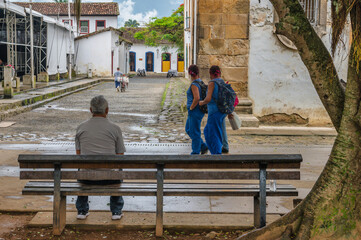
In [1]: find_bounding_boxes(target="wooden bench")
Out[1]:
[18,154,302,236]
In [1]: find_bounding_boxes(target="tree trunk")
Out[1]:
[237,2,361,240]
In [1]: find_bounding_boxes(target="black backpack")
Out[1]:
[211,80,236,114]
[194,81,208,114]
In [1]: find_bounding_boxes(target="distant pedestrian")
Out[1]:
[199,66,227,154]
[114,68,123,92]
[185,65,208,155]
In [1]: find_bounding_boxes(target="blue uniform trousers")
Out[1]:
[222,118,229,151]
[204,111,226,155]
[185,109,207,154]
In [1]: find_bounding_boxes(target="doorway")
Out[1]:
[129,52,136,72]
[162,53,171,72]
[146,52,154,72]
[177,53,184,72]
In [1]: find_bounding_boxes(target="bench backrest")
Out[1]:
[18,154,302,181]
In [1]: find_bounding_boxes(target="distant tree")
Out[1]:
[54,0,68,2]
[124,19,140,28]
[133,4,184,52]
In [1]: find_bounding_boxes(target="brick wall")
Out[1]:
[197,0,249,98]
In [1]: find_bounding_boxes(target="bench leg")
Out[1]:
[254,196,260,228]
[258,164,267,228]
[53,194,66,235]
[156,164,164,237]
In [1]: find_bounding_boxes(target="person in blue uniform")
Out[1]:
[185,65,208,155]
[199,66,227,155]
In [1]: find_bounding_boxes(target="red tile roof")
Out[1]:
[14,2,119,16]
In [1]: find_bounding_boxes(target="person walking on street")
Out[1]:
[75,95,126,220]
[114,68,123,92]
[199,66,227,155]
[185,65,208,155]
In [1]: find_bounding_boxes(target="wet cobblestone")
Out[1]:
[0,77,335,146]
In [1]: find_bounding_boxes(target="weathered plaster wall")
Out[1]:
[75,31,112,76]
[55,16,118,36]
[129,44,180,73]
[248,0,350,126]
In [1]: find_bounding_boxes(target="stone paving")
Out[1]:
[0,77,192,145]
[0,76,337,147]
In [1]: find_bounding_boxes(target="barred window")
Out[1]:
[299,0,320,25]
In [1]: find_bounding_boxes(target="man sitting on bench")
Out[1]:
[75,95,126,220]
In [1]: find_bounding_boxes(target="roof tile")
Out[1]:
[14,2,119,16]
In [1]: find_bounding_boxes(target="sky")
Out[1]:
[11,0,184,27]
[114,0,183,26]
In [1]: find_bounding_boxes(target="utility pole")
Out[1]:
[29,0,35,88]
[67,0,72,80]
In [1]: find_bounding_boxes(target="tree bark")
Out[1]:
[272,0,345,131]
[237,1,361,240]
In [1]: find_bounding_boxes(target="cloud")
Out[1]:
[117,0,158,27]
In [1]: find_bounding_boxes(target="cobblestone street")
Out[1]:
[0,77,191,144]
[0,76,335,146]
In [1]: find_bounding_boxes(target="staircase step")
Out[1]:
[235,105,253,114]
[237,98,253,106]
[239,114,260,127]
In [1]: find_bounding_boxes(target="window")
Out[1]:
[96,20,106,31]
[80,20,89,34]
[62,19,73,26]
[299,0,320,25]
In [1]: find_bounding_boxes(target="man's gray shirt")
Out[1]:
[75,117,126,155]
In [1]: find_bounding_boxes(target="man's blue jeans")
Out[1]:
[222,118,229,151]
[76,180,124,214]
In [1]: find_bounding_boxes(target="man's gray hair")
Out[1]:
[90,95,108,114]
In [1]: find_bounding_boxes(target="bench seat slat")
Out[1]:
[20,171,300,180]
[24,181,297,189]
[23,181,298,197]
[18,154,303,163]
[20,162,301,169]
[23,187,298,197]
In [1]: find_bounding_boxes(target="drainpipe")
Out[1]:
[30,0,35,88]
[67,0,72,80]
[193,0,197,64]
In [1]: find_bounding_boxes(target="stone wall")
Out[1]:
[197,0,250,98]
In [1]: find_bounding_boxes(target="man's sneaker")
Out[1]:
[77,212,89,220]
[201,147,208,155]
[112,213,123,220]
[222,148,229,154]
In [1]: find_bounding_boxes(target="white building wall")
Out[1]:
[118,41,130,74]
[47,23,74,76]
[129,44,180,73]
[248,0,350,125]
[75,31,112,76]
[54,16,118,36]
